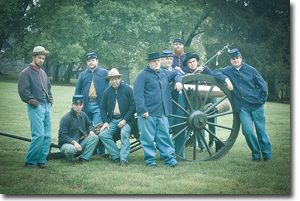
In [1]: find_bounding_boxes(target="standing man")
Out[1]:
[133,52,183,167]
[172,38,189,74]
[75,52,108,156]
[99,68,136,166]
[160,50,186,158]
[183,52,217,152]
[211,48,272,162]
[18,46,53,168]
[58,95,99,163]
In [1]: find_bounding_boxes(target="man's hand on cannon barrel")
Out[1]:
[175,82,183,92]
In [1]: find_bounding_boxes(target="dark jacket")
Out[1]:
[211,62,267,112]
[100,81,136,127]
[18,64,53,108]
[58,109,95,148]
[133,65,182,116]
[75,67,109,113]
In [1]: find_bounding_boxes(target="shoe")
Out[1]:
[252,158,261,162]
[208,144,214,150]
[148,164,158,168]
[171,163,179,167]
[24,162,38,168]
[98,153,110,158]
[200,148,206,153]
[111,158,120,163]
[264,158,272,162]
[36,163,49,168]
[120,161,128,166]
[79,158,89,163]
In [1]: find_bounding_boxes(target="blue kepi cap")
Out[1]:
[173,38,184,44]
[161,50,173,57]
[86,52,98,60]
[72,95,84,104]
[229,49,241,58]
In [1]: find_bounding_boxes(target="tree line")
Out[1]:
[0,0,290,102]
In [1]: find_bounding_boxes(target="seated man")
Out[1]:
[58,95,99,163]
[99,68,136,166]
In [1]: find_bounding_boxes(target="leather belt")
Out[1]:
[88,99,98,102]
[112,115,122,120]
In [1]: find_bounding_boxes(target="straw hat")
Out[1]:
[105,68,124,79]
[28,46,51,57]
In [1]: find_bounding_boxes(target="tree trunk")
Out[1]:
[61,63,74,83]
[266,76,277,102]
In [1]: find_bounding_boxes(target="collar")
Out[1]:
[173,52,184,57]
[29,63,40,72]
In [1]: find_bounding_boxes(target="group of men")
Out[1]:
[17,38,272,169]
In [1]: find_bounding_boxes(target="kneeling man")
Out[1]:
[58,95,99,163]
[99,68,136,166]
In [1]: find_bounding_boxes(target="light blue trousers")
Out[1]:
[138,115,177,167]
[25,99,52,164]
[87,99,105,154]
[238,105,272,160]
[99,119,131,163]
[60,135,99,161]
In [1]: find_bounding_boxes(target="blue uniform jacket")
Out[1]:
[172,52,189,74]
[58,109,95,148]
[100,81,136,128]
[18,64,53,108]
[211,62,267,112]
[133,65,182,116]
[75,67,109,114]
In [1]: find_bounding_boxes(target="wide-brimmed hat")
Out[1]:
[229,48,241,58]
[183,52,199,66]
[28,46,51,57]
[105,68,124,79]
[145,52,162,61]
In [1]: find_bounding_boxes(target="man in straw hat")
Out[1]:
[18,46,53,168]
[75,52,109,157]
[211,48,272,162]
[99,68,136,166]
[133,52,183,167]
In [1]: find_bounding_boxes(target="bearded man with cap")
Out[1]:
[58,95,99,163]
[18,46,53,168]
[75,52,108,156]
[171,38,189,74]
[183,52,217,153]
[211,48,272,162]
[99,68,136,166]
[133,52,183,167]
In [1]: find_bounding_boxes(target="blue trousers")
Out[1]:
[198,97,217,149]
[25,98,52,164]
[87,99,105,154]
[99,119,131,163]
[60,135,99,161]
[238,105,272,160]
[168,92,186,158]
[138,115,177,167]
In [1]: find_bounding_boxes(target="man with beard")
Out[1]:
[172,38,189,74]
[75,52,108,157]
[18,46,53,168]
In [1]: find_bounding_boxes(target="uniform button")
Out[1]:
[242,97,244,99]
[240,87,242,89]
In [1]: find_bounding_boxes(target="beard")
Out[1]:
[173,47,183,56]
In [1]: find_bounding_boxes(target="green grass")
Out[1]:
[0,78,291,194]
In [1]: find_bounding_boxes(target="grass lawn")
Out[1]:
[0,77,291,195]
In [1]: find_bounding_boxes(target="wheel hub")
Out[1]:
[187,110,207,130]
